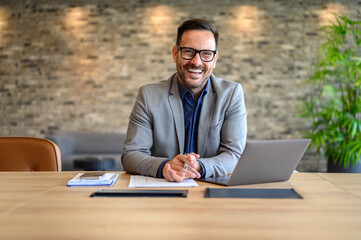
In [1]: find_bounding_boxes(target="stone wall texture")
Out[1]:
[1,0,360,171]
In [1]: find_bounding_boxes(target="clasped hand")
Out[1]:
[162,153,201,182]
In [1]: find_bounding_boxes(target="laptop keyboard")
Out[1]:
[213,175,231,183]
[202,175,231,184]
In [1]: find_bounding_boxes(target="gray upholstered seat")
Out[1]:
[46,133,125,171]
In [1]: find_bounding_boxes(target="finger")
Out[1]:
[185,155,197,168]
[171,155,197,170]
[188,154,196,162]
[163,164,175,182]
[173,164,199,179]
[164,163,188,182]
[188,153,200,160]
[183,158,201,178]
[184,154,201,172]
[169,154,189,166]
[169,168,186,182]
[186,167,201,179]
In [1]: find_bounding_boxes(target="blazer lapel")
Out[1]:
[168,74,185,154]
[198,76,216,156]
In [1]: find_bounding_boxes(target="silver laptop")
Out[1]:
[198,139,310,186]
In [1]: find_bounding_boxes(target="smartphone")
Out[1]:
[79,172,105,180]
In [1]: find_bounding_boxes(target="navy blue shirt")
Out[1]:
[177,79,209,155]
[156,78,208,178]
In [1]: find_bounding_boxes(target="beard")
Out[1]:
[177,63,212,91]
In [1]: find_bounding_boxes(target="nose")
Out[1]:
[189,52,203,66]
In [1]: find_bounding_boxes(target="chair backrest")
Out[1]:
[46,132,126,156]
[0,137,62,171]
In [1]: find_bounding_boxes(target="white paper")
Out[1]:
[129,175,198,188]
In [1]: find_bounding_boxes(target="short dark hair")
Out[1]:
[176,19,219,49]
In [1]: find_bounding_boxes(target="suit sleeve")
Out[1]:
[121,87,168,177]
[199,83,247,178]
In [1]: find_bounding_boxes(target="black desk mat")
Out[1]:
[90,189,189,198]
[204,188,303,199]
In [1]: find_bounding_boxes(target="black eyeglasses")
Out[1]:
[177,46,217,62]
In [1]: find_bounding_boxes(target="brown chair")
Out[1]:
[0,137,62,171]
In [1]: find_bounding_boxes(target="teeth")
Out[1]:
[188,69,202,73]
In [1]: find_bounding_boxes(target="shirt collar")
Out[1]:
[177,77,209,100]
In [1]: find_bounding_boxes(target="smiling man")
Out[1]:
[122,19,247,182]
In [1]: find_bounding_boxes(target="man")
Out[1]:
[122,19,247,182]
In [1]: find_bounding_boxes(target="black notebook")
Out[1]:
[204,188,303,199]
[90,189,189,198]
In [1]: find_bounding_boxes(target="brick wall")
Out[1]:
[1,0,360,171]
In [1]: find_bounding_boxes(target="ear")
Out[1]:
[172,45,178,63]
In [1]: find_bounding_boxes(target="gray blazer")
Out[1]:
[122,73,247,178]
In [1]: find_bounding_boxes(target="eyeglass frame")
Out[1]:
[177,46,217,62]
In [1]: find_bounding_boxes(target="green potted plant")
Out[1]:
[300,15,361,172]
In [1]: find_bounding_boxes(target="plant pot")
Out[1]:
[327,157,361,173]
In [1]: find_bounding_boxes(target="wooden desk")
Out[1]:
[0,172,360,240]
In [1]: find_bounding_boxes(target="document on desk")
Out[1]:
[67,173,119,186]
[129,175,198,188]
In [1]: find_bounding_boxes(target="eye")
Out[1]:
[184,49,194,54]
[202,51,212,56]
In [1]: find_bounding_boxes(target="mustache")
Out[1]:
[183,63,205,70]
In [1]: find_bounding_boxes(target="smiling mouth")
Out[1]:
[188,68,202,73]
[187,68,203,78]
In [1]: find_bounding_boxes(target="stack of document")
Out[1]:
[67,173,119,186]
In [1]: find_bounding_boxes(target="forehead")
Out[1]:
[179,30,216,50]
